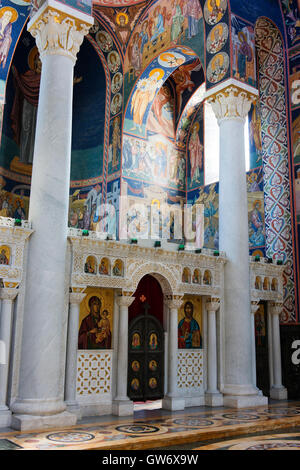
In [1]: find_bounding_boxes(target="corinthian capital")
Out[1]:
[28,3,93,64]
[206,79,258,123]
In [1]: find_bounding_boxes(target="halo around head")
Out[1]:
[0,6,18,22]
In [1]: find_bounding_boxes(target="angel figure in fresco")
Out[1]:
[147,84,175,139]
[130,69,164,132]
[172,60,200,114]
[0,7,17,69]
[189,121,203,184]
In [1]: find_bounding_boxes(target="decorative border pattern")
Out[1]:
[256,18,295,322]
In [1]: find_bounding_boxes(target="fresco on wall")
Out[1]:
[187,182,219,249]
[108,115,121,174]
[178,295,202,349]
[231,15,256,88]
[187,104,204,190]
[168,59,204,126]
[295,165,300,224]
[94,2,148,51]
[147,79,175,139]
[124,48,199,138]
[280,0,300,49]
[78,287,113,350]
[68,183,102,230]
[123,134,186,190]
[0,1,30,87]
[203,0,230,89]
[122,178,185,241]
[187,167,266,251]
[175,82,205,148]
[293,108,300,164]
[248,101,263,168]
[123,1,205,105]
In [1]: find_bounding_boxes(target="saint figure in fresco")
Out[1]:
[111,116,121,168]
[150,6,165,42]
[189,121,203,184]
[0,248,8,265]
[11,47,41,165]
[170,1,184,43]
[178,301,202,349]
[183,0,200,39]
[237,31,253,81]
[0,7,17,69]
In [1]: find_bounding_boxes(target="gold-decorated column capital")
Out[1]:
[165,295,183,311]
[206,298,220,312]
[205,78,258,123]
[28,1,93,64]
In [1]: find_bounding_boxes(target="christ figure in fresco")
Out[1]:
[178,301,202,349]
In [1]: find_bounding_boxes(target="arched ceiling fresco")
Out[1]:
[123,46,201,138]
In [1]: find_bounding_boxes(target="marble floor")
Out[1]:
[0,401,300,450]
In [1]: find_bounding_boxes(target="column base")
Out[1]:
[270,386,288,400]
[223,394,268,408]
[112,399,134,416]
[0,409,11,427]
[66,401,82,419]
[205,392,223,407]
[11,411,77,431]
[162,396,185,411]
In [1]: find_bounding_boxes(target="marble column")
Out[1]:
[112,293,135,416]
[65,292,86,417]
[11,3,93,431]
[0,288,18,427]
[205,298,223,406]
[162,296,185,411]
[206,79,267,407]
[269,302,287,399]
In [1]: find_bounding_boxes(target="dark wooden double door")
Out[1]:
[128,304,164,402]
[255,301,270,396]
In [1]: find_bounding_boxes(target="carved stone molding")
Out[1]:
[28,6,93,63]
[206,298,220,312]
[165,295,183,310]
[0,287,19,301]
[69,292,86,305]
[118,294,135,308]
[269,302,283,316]
[207,85,257,123]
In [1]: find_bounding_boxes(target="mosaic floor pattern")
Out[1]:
[0,402,300,450]
[195,431,300,450]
